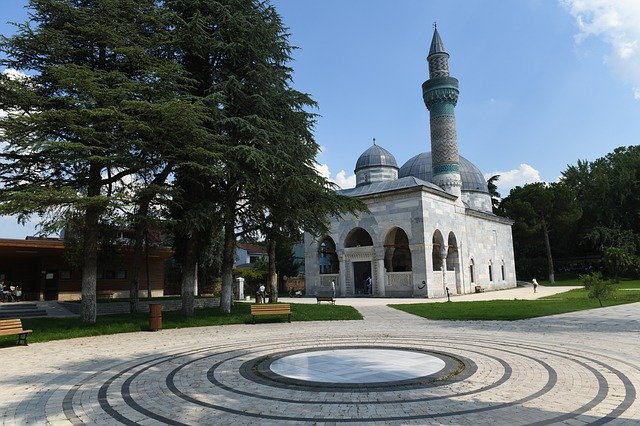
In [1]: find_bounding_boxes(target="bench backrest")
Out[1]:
[0,319,24,332]
[251,303,291,314]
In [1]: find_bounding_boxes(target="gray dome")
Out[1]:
[398,152,488,193]
[355,144,398,172]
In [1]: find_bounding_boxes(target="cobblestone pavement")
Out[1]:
[1,289,639,425]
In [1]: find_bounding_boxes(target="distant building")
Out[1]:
[304,28,516,298]
[0,236,172,301]
[234,243,268,269]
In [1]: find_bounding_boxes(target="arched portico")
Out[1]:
[446,232,462,294]
[343,227,375,296]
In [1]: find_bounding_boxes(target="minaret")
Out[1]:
[422,26,462,198]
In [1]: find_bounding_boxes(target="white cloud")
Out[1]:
[484,163,543,195]
[561,0,640,99]
[335,170,356,189]
[314,163,356,189]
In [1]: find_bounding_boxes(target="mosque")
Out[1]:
[303,28,517,298]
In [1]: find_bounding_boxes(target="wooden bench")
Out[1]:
[474,285,486,293]
[250,303,291,324]
[97,290,115,299]
[0,319,32,346]
[316,295,335,305]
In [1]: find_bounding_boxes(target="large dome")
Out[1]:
[398,152,488,193]
[355,144,398,172]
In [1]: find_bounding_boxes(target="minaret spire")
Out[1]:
[422,26,462,198]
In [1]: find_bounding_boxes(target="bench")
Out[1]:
[316,295,335,305]
[250,303,291,324]
[474,285,485,293]
[97,290,115,299]
[0,319,32,346]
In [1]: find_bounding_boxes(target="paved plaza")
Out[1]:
[1,287,639,425]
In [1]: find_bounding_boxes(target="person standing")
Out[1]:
[330,280,336,298]
[258,284,266,303]
[532,278,538,293]
[366,277,372,295]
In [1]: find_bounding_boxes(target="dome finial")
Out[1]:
[373,137,376,146]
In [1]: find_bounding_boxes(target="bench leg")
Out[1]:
[252,315,256,324]
[17,333,28,346]
[288,314,291,323]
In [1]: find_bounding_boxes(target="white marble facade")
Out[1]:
[304,180,516,299]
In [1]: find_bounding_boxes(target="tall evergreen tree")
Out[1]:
[0,0,189,323]
[501,182,581,283]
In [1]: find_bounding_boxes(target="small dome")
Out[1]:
[399,152,488,193]
[355,144,398,172]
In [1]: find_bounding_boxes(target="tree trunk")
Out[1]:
[268,238,277,303]
[220,210,235,313]
[180,235,197,316]
[131,163,172,313]
[130,221,144,314]
[81,164,101,324]
[542,221,555,283]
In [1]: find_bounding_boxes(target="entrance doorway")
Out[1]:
[44,271,59,300]
[352,261,372,296]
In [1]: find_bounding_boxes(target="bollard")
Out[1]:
[149,303,162,331]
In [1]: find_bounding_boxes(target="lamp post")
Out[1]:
[446,286,451,302]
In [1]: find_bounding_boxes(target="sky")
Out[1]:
[1,0,640,238]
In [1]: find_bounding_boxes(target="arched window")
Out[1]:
[501,260,505,281]
[432,230,444,271]
[469,259,475,283]
[344,227,373,248]
[488,260,493,282]
[384,227,412,272]
[318,236,339,274]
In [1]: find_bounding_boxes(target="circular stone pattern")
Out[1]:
[269,348,446,383]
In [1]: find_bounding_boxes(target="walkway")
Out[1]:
[0,287,638,425]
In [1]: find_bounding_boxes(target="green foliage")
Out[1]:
[581,272,616,307]
[500,182,581,282]
[0,302,362,346]
[390,285,639,321]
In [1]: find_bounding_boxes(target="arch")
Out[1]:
[318,236,339,274]
[488,259,494,282]
[345,227,373,248]
[446,232,458,271]
[446,232,462,293]
[384,227,412,272]
[432,230,445,271]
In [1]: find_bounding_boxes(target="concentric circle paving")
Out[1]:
[21,334,636,425]
[3,300,640,425]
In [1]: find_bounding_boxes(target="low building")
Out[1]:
[0,237,172,301]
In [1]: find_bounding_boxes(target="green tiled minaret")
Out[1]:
[422,27,462,198]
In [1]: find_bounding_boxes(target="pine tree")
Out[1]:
[0,0,189,323]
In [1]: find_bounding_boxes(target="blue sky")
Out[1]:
[2,0,640,238]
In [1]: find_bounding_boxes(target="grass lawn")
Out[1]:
[390,285,640,321]
[0,302,361,347]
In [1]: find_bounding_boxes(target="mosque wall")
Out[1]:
[462,211,517,291]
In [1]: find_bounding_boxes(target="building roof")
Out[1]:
[237,243,267,254]
[398,152,489,193]
[354,143,398,172]
[428,27,448,57]
[339,176,446,198]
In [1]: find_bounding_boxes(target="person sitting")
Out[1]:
[1,282,10,302]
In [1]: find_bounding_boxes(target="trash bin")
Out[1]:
[255,291,262,303]
[149,303,162,331]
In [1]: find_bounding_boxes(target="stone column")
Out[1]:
[236,277,245,300]
[338,250,347,297]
